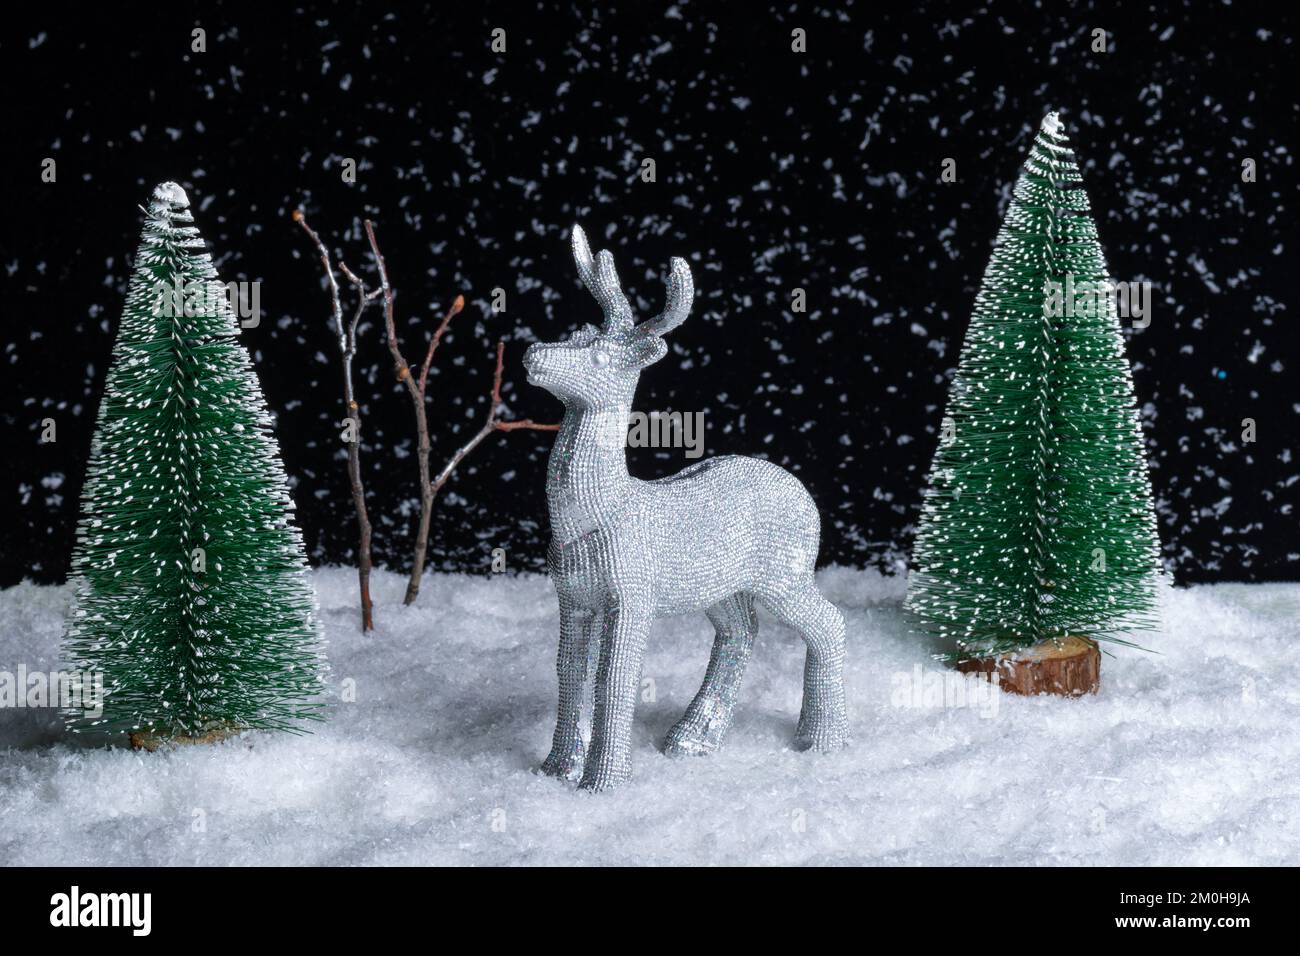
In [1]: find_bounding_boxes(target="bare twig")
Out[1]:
[365,220,435,605]
[430,340,560,499]
[294,209,375,632]
[363,220,557,605]
[419,297,462,394]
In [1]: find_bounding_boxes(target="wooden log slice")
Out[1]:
[128,724,243,751]
[955,635,1100,697]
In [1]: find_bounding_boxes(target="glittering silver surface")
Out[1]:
[525,225,849,792]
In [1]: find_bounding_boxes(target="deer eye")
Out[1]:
[591,348,610,368]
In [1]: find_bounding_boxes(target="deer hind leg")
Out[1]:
[664,593,758,758]
[760,584,849,752]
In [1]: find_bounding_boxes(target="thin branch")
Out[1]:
[429,339,559,500]
[362,220,556,605]
[365,219,418,397]
[419,295,464,394]
[337,261,380,345]
[488,338,560,434]
[293,210,344,341]
[294,209,375,632]
[365,220,435,605]
[494,417,560,431]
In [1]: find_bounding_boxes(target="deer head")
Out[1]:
[524,224,693,408]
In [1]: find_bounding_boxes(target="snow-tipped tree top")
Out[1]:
[145,182,199,236]
[1040,111,1062,137]
[152,181,190,206]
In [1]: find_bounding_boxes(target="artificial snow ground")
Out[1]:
[2,568,1298,866]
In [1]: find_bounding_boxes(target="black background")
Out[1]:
[4,1,1297,587]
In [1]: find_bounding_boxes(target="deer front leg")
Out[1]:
[580,597,653,792]
[541,601,594,781]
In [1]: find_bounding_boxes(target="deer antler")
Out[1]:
[571,223,596,290]
[635,256,694,338]
[571,224,634,335]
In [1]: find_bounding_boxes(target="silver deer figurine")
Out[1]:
[524,225,849,791]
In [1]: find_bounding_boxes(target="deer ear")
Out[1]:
[569,323,600,345]
[623,335,668,369]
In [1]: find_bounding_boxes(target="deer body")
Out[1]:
[548,451,820,615]
[526,225,849,792]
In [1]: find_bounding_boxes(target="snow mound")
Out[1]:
[1,568,1297,865]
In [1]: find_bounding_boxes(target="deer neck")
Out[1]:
[546,402,633,542]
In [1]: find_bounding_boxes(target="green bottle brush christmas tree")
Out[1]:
[906,113,1161,686]
[63,182,326,744]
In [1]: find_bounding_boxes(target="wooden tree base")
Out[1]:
[955,635,1100,697]
[128,725,243,751]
